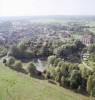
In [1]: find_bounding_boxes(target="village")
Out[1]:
[0,17,95,99]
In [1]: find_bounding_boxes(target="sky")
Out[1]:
[0,0,95,16]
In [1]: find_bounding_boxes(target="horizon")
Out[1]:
[0,0,95,16]
[1,15,95,18]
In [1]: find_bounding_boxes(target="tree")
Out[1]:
[70,70,82,89]
[55,66,61,82]
[48,56,56,65]
[81,67,92,80]
[7,57,15,67]
[89,53,95,62]
[87,74,95,96]
[89,45,95,54]
[60,76,65,86]
[53,41,85,63]
[14,61,23,71]
[40,46,52,57]
[18,42,28,52]
[3,59,7,65]
[47,67,56,79]
[60,63,69,77]
[53,58,61,67]
[92,86,95,97]
[75,40,85,51]
[68,63,79,73]
[8,43,30,60]
[27,62,36,76]
[8,46,19,57]
[87,75,93,95]
[45,72,51,79]
[57,60,64,67]
[53,46,64,57]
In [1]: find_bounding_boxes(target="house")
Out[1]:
[58,31,71,42]
[82,53,90,61]
[81,34,95,46]
[59,31,71,38]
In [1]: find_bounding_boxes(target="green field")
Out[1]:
[0,63,92,100]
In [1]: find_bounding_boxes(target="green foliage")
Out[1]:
[55,66,61,82]
[45,72,51,79]
[6,57,15,66]
[48,55,56,65]
[87,74,95,96]
[47,67,56,79]
[8,46,19,57]
[53,58,61,67]
[92,86,95,97]
[60,63,69,77]
[75,40,85,51]
[18,41,28,52]
[87,75,93,94]
[89,53,95,62]
[47,55,95,95]
[27,62,36,76]
[69,70,82,89]
[60,76,65,86]
[53,40,85,63]
[14,61,23,71]
[57,60,64,67]
[81,68,92,80]
[0,63,90,100]
[53,46,64,57]
[40,46,53,57]
[47,57,83,89]
[2,59,7,64]
[89,45,95,54]
[88,45,95,62]
[8,45,33,59]
[0,47,7,57]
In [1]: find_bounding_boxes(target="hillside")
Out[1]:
[0,63,91,100]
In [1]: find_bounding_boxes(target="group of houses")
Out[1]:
[57,31,95,46]
[81,34,95,46]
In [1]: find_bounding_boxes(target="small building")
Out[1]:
[82,53,90,61]
[60,31,71,38]
[81,34,95,46]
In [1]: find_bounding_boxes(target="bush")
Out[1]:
[87,74,95,96]
[92,86,95,97]
[60,76,65,86]
[45,72,51,79]
[60,63,69,77]
[57,60,64,67]
[13,61,23,71]
[7,57,15,67]
[3,59,7,64]
[53,58,61,67]
[48,55,56,65]
[55,66,61,82]
[63,78,70,87]
[27,62,36,76]
[69,70,82,89]
[48,67,56,79]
